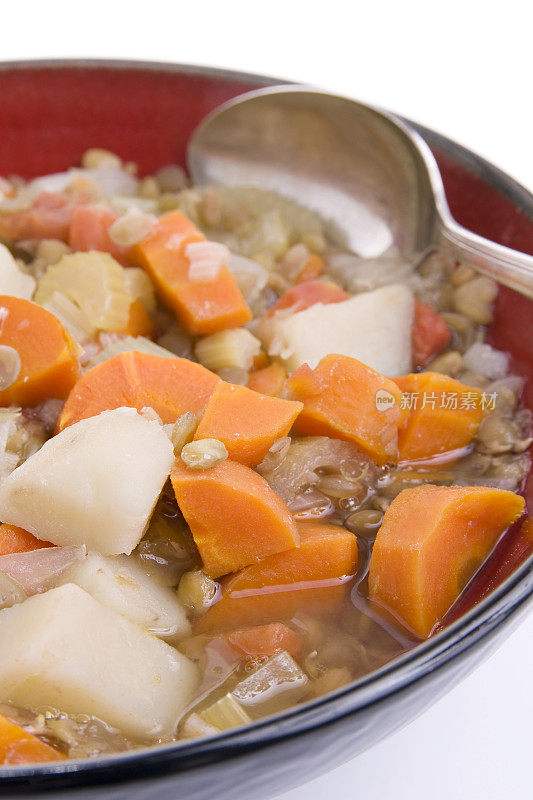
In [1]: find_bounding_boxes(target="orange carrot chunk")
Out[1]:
[122,299,155,338]
[0,713,64,765]
[193,382,302,467]
[171,458,300,578]
[69,205,133,266]
[412,300,451,368]
[0,524,53,556]
[368,484,525,638]
[263,280,349,320]
[393,372,484,461]
[134,210,251,335]
[197,522,358,632]
[0,192,78,242]
[287,354,407,465]
[58,351,219,430]
[223,622,302,659]
[247,363,287,397]
[0,296,80,407]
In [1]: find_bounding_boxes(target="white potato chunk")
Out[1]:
[0,408,174,555]
[261,283,414,376]
[57,552,191,643]
[0,243,36,300]
[0,584,198,738]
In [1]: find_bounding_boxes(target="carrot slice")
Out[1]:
[58,351,219,430]
[171,458,300,578]
[412,300,451,368]
[0,296,80,407]
[287,354,407,465]
[193,382,302,467]
[368,484,525,638]
[69,205,133,266]
[247,363,287,397]
[123,299,155,338]
[0,713,64,765]
[134,210,251,335]
[0,524,52,556]
[0,192,78,242]
[197,522,358,632]
[223,622,302,659]
[263,280,349,320]
[393,372,484,461]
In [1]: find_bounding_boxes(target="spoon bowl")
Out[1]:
[188,86,533,297]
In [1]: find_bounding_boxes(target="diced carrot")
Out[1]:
[247,363,287,397]
[171,458,300,578]
[0,296,81,407]
[58,351,219,430]
[222,622,302,659]
[193,382,302,467]
[0,713,64,765]
[393,372,484,461]
[0,193,79,242]
[251,352,270,371]
[263,280,349,320]
[69,205,133,265]
[287,354,407,465]
[412,300,451,368]
[368,484,525,638]
[134,210,251,335]
[197,522,358,632]
[295,253,325,283]
[123,299,155,338]
[0,524,52,556]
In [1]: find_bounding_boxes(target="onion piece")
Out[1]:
[0,346,21,390]
[0,570,27,609]
[186,241,229,282]
[0,545,86,596]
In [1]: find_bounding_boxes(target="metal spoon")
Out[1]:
[188,85,533,298]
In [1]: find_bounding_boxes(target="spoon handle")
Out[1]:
[439,220,533,299]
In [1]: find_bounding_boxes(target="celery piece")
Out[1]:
[198,693,251,731]
[181,712,219,739]
[195,327,261,373]
[35,251,131,331]
[86,336,177,369]
[231,652,309,716]
[42,291,97,345]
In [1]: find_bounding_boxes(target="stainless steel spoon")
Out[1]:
[188,85,533,298]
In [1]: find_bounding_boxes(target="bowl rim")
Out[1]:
[0,57,532,790]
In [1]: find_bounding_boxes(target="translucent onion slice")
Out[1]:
[0,545,86,596]
[86,335,177,369]
[227,253,268,303]
[0,571,26,609]
[35,251,131,331]
[186,241,230,282]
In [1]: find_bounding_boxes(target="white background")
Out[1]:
[3,2,533,797]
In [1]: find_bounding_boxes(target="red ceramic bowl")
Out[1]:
[0,59,532,800]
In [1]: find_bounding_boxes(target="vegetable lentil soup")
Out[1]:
[0,148,529,764]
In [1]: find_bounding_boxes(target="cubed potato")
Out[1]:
[0,584,198,739]
[261,283,414,375]
[57,552,191,643]
[0,408,174,555]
